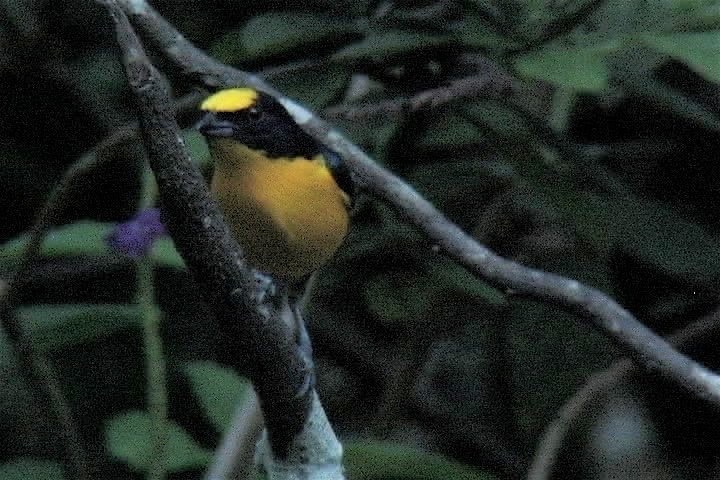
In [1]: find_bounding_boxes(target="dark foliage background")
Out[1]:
[1,0,720,479]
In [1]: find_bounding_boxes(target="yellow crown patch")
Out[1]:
[201,88,258,112]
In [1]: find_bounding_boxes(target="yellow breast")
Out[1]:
[209,139,350,282]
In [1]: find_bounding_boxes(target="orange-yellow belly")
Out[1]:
[209,140,349,282]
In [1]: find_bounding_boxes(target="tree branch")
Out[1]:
[100,2,343,478]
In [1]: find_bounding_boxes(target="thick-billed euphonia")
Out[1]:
[196,88,352,282]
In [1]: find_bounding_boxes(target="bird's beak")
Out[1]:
[195,112,235,138]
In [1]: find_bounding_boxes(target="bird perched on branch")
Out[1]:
[196,87,353,284]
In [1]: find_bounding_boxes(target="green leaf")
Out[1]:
[605,196,720,291]
[332,31,448,62]
[417,114,481,150]
[642,32,720,83]
[0,222,112,266]
[1,0,41,38]
[208,30,246,65]
[370,119,402,163]
[184,361,250,433]
[408,160,517,209]
[550,189,614,253]
[549,87,577,133]
[0,459,65,480]
[507,300,614,439]
[630,73,720,131]
[363,271,434,326]
[106,411,212,472]
[68,51,126,104]
[344,441,497,480]
[428,260,507,307]
[149,237,185,269]
[454,15,520,50]
[531,180,720,293]
[183,129,211,170]
[462,101,537,143]
[21,304,142,353]
[688,4,720,30]
[514,42,620,92]
[242,12,347,60]
[0,221,184,269]
[333,203,423,264]
[270,64,350,110]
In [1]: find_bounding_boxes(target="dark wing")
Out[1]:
[321,146,355,204]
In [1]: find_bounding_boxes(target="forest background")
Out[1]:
[1,0,720,479]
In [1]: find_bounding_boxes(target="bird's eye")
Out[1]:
[247,106,262,120]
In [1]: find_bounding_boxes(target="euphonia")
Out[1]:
[196,88,352,283]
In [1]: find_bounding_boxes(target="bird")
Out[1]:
[196,87,353,284]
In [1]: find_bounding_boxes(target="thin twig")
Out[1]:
[138,259,168,480]
[137,170,168,480]
[5,128,134,302]
[205,391,264,480]
[323,72,512,121]
[116,0,720,409]
[528,308,720,480]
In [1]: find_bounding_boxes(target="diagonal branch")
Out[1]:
[115,0,720,409]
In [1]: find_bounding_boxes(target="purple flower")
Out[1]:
[106,208,167,258]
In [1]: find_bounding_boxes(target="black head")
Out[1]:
[197,88,320,158]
